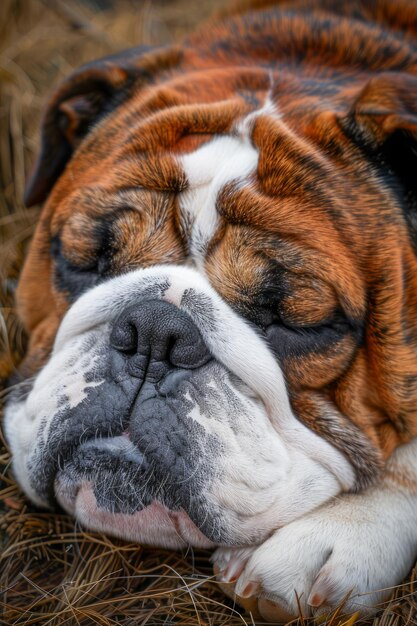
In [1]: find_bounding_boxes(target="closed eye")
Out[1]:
[51,235,108,302]
[265,314,363,360]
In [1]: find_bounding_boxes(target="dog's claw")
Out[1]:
[307,591,326,608]
[235,579,259,598]
[308,569,336,609]
[220,557,246,583]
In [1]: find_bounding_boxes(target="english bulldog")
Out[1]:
[4,0,417,621]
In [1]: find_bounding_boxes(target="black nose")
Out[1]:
[110,299,211,375]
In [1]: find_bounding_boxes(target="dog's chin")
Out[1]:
[55,480,215,550]
[52,435,216,549]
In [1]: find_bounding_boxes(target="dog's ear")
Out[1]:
[345,72,417,237]
[24,46,174,207]
[349,73,417,143]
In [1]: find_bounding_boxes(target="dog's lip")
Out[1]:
[52,433,217,548]
[55,479,215,549]
[53,433,148,507]
[82,431,143,460]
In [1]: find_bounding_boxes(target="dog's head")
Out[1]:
[5,10,417,548]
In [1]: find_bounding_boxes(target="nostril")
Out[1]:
[169,332,211,369]
[110,321,138,355]
[166,334,177,360]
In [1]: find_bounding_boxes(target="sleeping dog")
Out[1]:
[5,0,417,620]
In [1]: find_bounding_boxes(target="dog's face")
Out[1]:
[5,13,417,548]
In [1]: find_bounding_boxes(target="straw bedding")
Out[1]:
[0,1,416,624]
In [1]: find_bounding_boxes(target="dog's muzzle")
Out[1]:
[48,299,225,542]
[5,266,354,548]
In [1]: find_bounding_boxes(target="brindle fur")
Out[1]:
[17,0,417,481]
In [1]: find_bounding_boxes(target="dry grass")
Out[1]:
[0,1,416,624]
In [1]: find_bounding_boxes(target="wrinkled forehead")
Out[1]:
[46,64,340,210]
[47,80,340,238]
[48,67,269,198]
[38,70,366,323]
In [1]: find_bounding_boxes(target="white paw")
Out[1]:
[213,490,416,621]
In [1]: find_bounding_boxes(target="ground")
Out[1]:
[0,1,416,624]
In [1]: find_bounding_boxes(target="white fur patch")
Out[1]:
[5,329,107,507]
[235,94,280,137]
[178,134,258,269]
[213,436,417,617]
